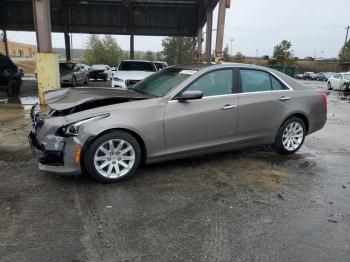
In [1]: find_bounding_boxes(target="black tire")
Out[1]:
[273,117,306,155]
[71,76,76,87]
[84,76,89,85]
[327,82,332,90]
[83,131,141,183]
[6,79,21,98]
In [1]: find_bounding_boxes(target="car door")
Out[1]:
[164,69,239,155]
[237,68,293,144]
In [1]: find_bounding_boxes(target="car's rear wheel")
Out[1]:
[327,82,332,90]
[273,117,306,155]
[6,79,21,97]
[84,131,141,183]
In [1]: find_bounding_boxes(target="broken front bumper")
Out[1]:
[29,104,82,175]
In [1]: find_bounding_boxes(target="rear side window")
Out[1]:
[186,69,233,97]
[271,76,286,90]
[240,69,286,93]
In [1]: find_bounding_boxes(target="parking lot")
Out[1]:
[0,80,350,261]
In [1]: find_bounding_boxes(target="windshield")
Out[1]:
[59,63,76,71]
[91,65,107,70]
[131,68,197,97]
[344,74,350,80]
[119,61,156,72]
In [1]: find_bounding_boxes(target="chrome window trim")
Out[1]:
[167,65,294,103]
[167,93,238,103]
[239,67,294,92]
[238,89,292,96]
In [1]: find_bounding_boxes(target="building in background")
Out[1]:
[0,41,37,59]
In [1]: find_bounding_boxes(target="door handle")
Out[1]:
[279,96,291,101]
[221,104,237,110]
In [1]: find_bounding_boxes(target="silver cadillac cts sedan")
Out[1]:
[29,63,327,182]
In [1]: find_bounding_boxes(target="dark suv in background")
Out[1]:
[0,54,22,97]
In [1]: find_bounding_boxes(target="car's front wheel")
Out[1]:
[327,82,332,90]
[84,131,141,183]
[273,117,306,155]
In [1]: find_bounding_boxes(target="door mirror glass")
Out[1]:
[176,90,203,101]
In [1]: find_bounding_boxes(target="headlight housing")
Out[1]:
[113,77,124,82]
[56,113,109,137]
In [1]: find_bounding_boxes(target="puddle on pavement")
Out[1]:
[0,96,38,111]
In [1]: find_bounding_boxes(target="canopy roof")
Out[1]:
[0,0,218,36]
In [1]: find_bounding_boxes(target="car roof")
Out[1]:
[121,60,153,63]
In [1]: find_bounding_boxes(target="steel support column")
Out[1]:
[64,32,71,61]
[215,0,230,63]
[2,30,9,56]
[62,0,71,61]
[32,0,60,105]
[196,27,203,62]
[130,34,134,59]
[192,36,196,63]
[205,9,213,64]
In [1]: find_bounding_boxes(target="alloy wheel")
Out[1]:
[282,122,304,151]
[93,139,135,178]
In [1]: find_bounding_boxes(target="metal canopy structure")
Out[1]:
[0,0,218,37]
[1,0,230,105]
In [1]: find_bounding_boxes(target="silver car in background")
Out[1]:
[29,63,327,182]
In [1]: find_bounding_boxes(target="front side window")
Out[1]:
[186,69,233,97]
[240,69,285,93]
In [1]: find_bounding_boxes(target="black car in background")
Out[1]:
[303,72,317,80]
[0,54,22,97]
[316,72,334,82]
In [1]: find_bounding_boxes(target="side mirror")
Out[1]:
[175,90,203,102]
[75,67,80,72]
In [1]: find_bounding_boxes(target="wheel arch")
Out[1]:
[281,112,309,134]
[81,127,148,166]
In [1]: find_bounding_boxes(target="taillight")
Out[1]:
[319,90,328,112]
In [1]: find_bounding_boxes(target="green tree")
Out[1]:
[155,51,162,61]
[232,52,245,63]
[339,40,350,62]
[143,50,155,61]
[223,45,231,62]
[272,40,294,66]
[83,35,123,66]
[161,37,194,65]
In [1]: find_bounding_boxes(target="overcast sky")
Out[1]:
[6,0,350,58]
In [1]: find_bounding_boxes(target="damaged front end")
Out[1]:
[28,87,151,175]
[29,103,66,167]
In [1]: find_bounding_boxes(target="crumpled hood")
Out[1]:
[45,87,151,111]
[113,70,154,80]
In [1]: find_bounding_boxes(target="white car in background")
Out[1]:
[112,60,157,88]
[327,72,350,91]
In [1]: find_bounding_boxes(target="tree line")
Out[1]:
[83,34,350,66]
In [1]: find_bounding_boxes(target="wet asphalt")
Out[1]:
[0,80,349,261]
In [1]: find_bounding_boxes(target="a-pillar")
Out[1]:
[32,0,60,105]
